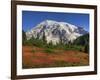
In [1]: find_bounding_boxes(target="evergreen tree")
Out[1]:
[22,30,26,45]
[42,32,47,43]
[84,43,89,53]
[36,33,39,40]
[73,33,89,46]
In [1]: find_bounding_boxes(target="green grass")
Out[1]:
[44,48,55,53]
[31,49,35,53]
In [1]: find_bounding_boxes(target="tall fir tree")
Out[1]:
[42,31,47,43]
[22,30,26,45]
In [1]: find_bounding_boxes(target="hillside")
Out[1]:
[26,20,88,45]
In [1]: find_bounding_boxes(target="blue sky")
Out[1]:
[22,11,89,32]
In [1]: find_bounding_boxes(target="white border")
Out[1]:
[17,5,94,75]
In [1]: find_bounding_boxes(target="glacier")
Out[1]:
[26,20,88,45]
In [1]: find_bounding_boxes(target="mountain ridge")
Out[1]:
[26,20,88,45]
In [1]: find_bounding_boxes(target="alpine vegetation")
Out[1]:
[22,20,89,68]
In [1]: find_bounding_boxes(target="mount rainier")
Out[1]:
[26,20,88,45]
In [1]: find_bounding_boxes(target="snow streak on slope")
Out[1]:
[26,20,88,45]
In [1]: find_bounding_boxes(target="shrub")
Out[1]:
[44,48,55,53]
[31,49,35,53]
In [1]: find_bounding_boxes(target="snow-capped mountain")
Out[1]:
[26,20,88,45]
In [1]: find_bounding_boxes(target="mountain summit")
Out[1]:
[26,20,88,45]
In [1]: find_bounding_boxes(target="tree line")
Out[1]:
[22,30,89,53]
